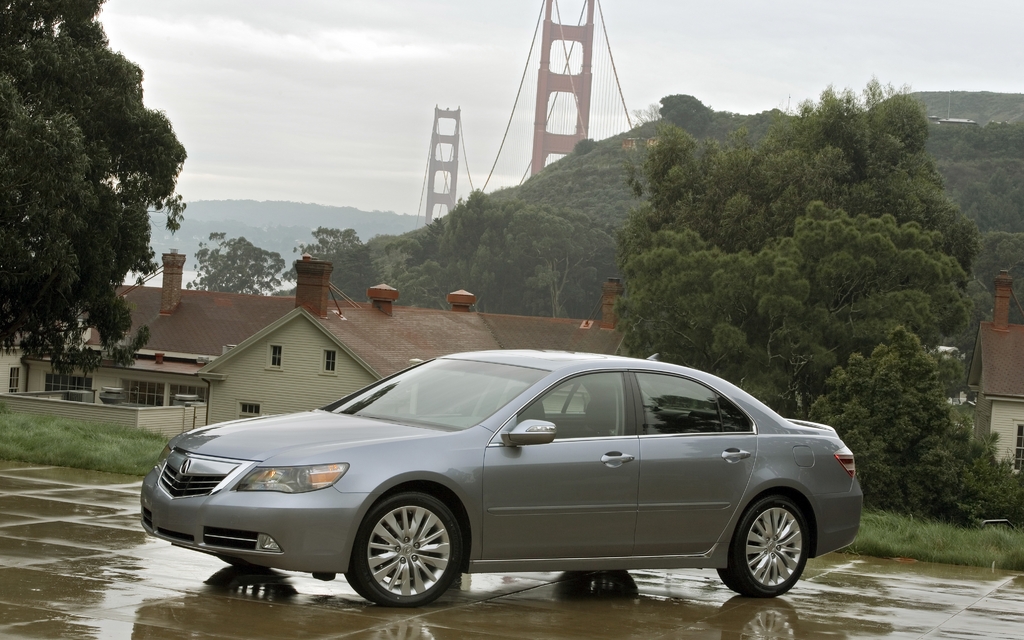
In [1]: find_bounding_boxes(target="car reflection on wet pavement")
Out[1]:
[1,461,1022,639]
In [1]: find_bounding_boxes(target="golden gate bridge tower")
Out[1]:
[531,0,595,176]
[417,0,631,217]
[424,107,462,224]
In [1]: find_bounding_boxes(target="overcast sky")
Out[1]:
[100,0,1023,217]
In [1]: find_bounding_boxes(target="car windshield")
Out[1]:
[331,359,547,430]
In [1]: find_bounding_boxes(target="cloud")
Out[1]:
[106,14,473,65]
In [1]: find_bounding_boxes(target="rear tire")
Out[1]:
[718,495,808,598]
[345,492,463,607]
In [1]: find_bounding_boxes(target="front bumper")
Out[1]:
[140,465,368,574]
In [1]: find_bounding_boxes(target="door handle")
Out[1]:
[601,452,636,468]
[721,448,751,463]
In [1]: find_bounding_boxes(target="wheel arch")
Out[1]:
[743,485,819,558]
[375,479,473,572]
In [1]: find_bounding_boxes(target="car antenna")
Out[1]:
[646,353,660,361]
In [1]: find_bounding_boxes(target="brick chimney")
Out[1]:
[447,289,476,312]
[160,250,186,315]
[367,284,399,316]
[993,270,1013,330]
[294,254,333,318]
[600,278,625,329]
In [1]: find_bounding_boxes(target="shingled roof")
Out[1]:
[969,321,1024,397]
[118,252,623,376]
[119,286,295,357]
[314,304,622,377]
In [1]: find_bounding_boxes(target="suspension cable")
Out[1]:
[415,121,432,227]
[460,117,474,191]
[597,0,631,129]
[483,0,545,191]
[119,267,163,297]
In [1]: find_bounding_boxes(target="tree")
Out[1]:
[631,103,662,126]
[624,82,979,271]
[0,0,186,373]
[619,204,970,415]
[292,227,379,298]
[374,191,617,317]
[619,82,978,412]
[659,94,713,137]
[810,327,1024,525]
[189,233,285,295]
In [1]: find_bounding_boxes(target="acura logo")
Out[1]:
[179,459,192,475]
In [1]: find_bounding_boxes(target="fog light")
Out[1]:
[257,533,281,552]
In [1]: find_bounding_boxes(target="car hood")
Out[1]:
[171,411,448,462]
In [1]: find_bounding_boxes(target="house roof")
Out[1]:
[115,285,622,380]
[969,321,1024,397]
[119,287,295,357]
[313,304,623,378]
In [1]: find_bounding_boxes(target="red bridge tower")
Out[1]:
[531,0,595,175]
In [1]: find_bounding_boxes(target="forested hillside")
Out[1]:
[183,91,1024,345]
[913,91,1024,125]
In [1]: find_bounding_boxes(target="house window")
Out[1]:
[44,374,92,391]
[169,384,207,402]
[324,350,337,373]
[270,345,283,368]
[8,366,19,393]
[1016,425,1024,471]
[124,380,165,406]
[240,402,261,418]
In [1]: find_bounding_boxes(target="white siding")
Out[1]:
[989,398,1024,463]
[1,395,206,439]
[974,391,993,438]
[207,318,377,424]
[1,351,23,393]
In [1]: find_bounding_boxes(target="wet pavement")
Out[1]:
[0,460,1022,640]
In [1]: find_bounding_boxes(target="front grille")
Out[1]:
[157,527,195,543]
[160,464,227,498]
[204,526,259,550]
[141,507,153,529]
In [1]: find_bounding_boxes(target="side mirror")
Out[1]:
[501,419,556,446]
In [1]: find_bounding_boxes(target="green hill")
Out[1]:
[493,92,1024,236]
[912,91,1024,125]
[488,127,650,226]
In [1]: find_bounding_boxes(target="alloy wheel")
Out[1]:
[366,505,451,596]
[745,506,803,587]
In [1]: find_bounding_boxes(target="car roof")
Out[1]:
[440,349,700,374]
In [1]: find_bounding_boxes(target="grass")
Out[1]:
[847,510,1024,571]
[0,405,167,476]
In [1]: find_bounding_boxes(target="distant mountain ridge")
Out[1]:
[149,200,419,270]
[184,200,418,234]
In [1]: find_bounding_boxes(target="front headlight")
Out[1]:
[235,463,349,493]
[156,445,172,466]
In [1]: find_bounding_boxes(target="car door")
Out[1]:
[632,372,757,556]
[481,372,639,560]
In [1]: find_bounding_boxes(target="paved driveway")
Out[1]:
[0,460,1021,639]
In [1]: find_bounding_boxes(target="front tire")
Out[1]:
[345,492,463,607]
[718,495,808,598]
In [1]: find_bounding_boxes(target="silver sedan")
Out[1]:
[140,350,861,607]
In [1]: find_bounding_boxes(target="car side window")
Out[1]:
[517,372,626,439]
[718,394,752,432]
[636,373,742,435]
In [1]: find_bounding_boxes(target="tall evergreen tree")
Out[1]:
[0,0,186,372]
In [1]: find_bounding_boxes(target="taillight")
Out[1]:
[834,447,855,478]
